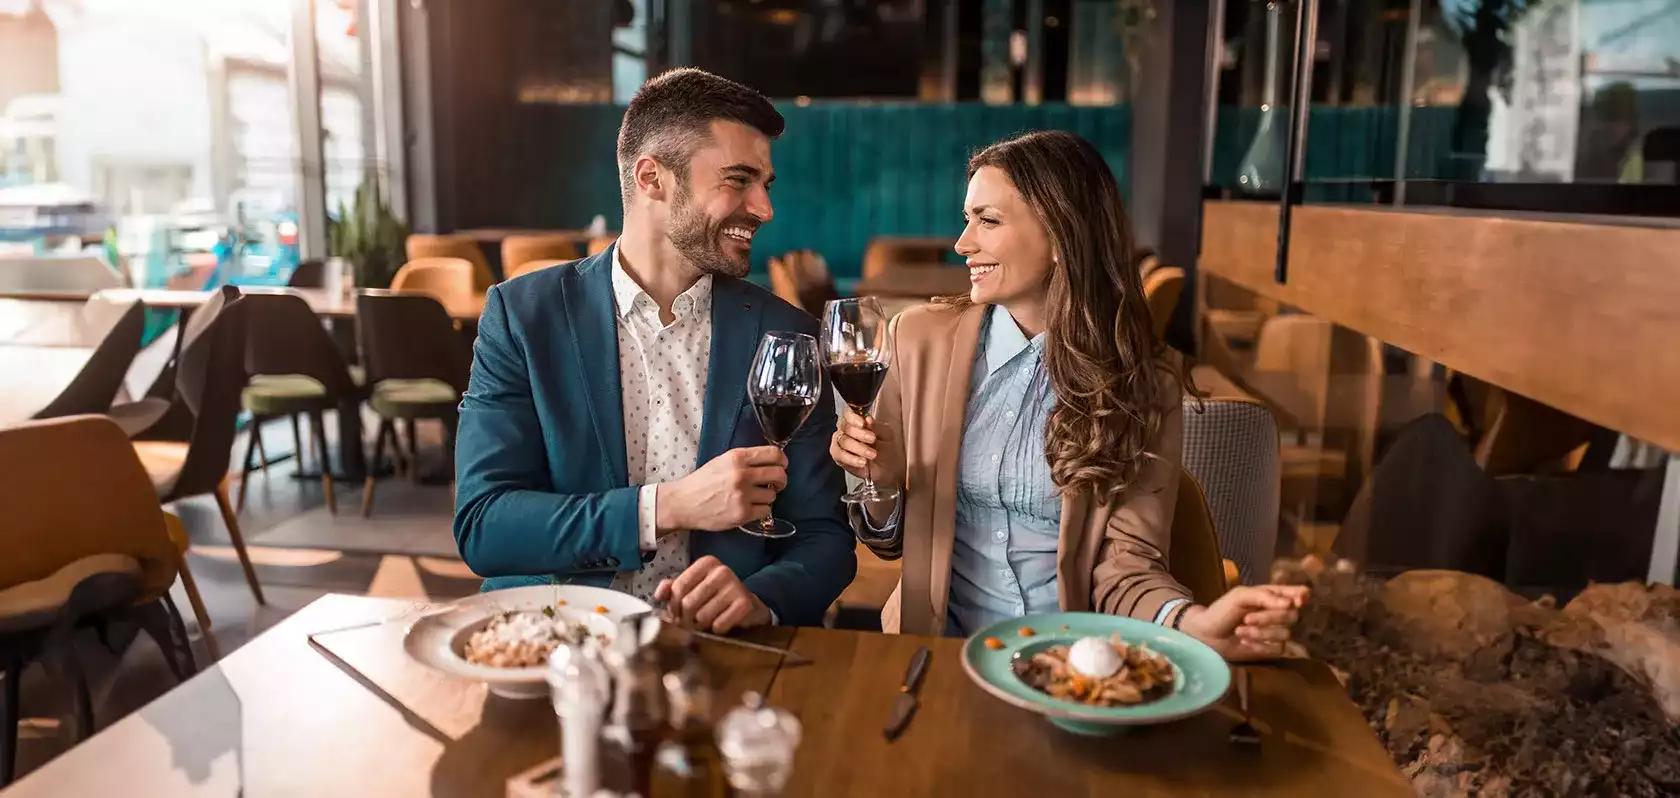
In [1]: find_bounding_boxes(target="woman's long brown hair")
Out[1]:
[948,130,1178,503]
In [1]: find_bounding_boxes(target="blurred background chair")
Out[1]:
[405,234,494,290]
[1143,266,1185,340]
[0,415,205,786]
[860,236,950,280]
[768,250,838,315]
[126,288,264,607]
[501,234,578,278]
[586,235,617,256]
[1168,466,1232,605]
[392,257,476,307]
[505,258,568,281]
[355,292,470,516]
[1181,397,1281,585]
[286,259,327,288]
[0,255,124,297]
[236,293,362,514]
[29,297,146,421]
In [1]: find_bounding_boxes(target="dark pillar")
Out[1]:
[1128,0,1216,353]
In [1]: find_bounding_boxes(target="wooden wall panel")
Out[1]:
[1200,200,1680,451]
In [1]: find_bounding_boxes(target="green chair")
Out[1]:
[236,293,363,514]
[355,291,469,517]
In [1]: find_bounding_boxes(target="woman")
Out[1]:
[830,131,1304,660]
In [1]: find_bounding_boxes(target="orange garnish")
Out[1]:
[984,636,1005,650]
[594,605,610,614]
[1060,625,1070,631]
[1018,626,1035,637]
[556,600,567,606]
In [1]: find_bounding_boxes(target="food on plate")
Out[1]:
[594,605,610,614]
[1016,635,1174,707]
[462,608,602,668]
[984,636,1005,650]
[1018,627,1036,637]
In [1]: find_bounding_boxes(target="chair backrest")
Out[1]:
[288,259,327,287]
[1143,266,1185,340]
[506,258,569,281]
[33,298,147,419]
[406,234,493,290]
[168,287,251,500]
[502,235,579,277]
[861,238,949,279]
[1180,397,1281,585]
[242,292,358,397]
[768,255,800,307]
[1168,466,1231,605]
[587,235,617,256]
[0,415,179,599]
[392,257,476,305]
[356,291,471,393]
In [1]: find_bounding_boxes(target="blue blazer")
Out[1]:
[452,250,856,626]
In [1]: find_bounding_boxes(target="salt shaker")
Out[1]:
[547,639,611,798]
[714,692,802,797]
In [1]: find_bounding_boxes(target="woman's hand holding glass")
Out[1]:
[829,408,902,523]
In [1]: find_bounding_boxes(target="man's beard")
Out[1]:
[666,180,752,279]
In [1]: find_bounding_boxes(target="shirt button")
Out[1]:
[1005,411,1015,418]
[991,454,1000,462]
[994,530,1007,542]
[998,569,1010,579]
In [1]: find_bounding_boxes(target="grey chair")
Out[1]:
[1180,396,1281,585]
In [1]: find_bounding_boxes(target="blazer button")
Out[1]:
[605,558,620,567]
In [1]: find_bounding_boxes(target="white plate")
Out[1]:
[402,585,658,699]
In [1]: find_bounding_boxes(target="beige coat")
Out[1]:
[857,303,1191,636]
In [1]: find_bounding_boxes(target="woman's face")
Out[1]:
[955,166,1054,308]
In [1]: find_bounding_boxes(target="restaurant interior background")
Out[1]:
[3,0,1680,792]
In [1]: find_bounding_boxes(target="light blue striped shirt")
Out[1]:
[943,305,1187,637]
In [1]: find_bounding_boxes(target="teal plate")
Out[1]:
[961,612,1232,737]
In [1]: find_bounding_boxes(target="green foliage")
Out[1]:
[328,180,408,289]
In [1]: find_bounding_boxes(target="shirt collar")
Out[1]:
[983,304,1046,378]
[611,243,713,322]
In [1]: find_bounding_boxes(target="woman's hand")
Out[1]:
[1177,585,1309,662]
[829,409,886,481]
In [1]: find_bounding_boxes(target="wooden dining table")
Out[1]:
[2,594,1408,797]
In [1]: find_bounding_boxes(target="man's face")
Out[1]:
[665,119,775,278]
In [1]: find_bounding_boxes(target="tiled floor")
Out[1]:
[8,424,479,781]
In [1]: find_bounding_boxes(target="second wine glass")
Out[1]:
[741,331,821,538]
[820,297,899,505]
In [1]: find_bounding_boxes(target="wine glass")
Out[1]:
[820,298,898,505]
[741,331,821,538]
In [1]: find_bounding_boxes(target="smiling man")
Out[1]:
[453,68,855,632]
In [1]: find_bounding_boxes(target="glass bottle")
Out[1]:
[714,692,802,797]
[600,627,668,797]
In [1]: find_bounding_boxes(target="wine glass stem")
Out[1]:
[760,442,788,530]
[860,412,875,492]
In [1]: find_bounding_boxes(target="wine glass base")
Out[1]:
[841,484,899,505]
[739,518,796,539]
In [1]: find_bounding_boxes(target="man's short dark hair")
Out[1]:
[616,68,784,208]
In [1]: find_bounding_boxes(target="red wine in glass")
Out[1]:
[820,298,898,505]
[741,331,821,538]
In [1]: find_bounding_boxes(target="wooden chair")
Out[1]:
[405,234,494,291]
[0,415,209,784]
[1180,397,1281,586]
[31,297,147,420]
[128,288,265,607]
[1143,266,1185,340]
[861,237,950,280]
[236,293,364,514]
[355,292,471,516]
[392,257,477,307]
[768,250,838,315]
[505,258,569,281]
[1169,466,1235,605]
[587,235,617,256]
[501,235,578,279]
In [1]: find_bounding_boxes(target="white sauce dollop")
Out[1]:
[1066,636,1122,679]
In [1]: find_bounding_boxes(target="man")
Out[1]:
[453,68,855,632]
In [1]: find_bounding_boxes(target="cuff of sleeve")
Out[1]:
[1154,598,1190,627]
[637,484,659,551]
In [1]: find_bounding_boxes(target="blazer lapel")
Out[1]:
[924,303,986,632]
[698,276,764,465]
[559,253,628,486]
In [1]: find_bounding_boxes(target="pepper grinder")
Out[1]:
[547,639,611,798]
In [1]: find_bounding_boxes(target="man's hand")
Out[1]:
[1178,585,1309,662]
[654,556,772,633]
[656,447,787,532]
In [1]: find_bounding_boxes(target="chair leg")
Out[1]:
[254,426,269,475]
[161,594,200,674]
[175,559,220,662]
[404,418,419,484]
[52,644,94,743]
[443,412,458,479]
[291,413,307,472]
[213,483,266,605]
[237,417,261,513]
[1,661,18,787]
[130,601,189,683]
[312,410,337,514]
[362,420,391,518]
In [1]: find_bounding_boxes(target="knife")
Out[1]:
[883,646,931,741]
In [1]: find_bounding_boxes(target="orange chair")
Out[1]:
[406,234,494,291]
[587,235,617,256]
[861,237,951,280]
[505,259,568,281]
[502,235,579,279]
[1143,266,1185,340]
[392,257,477,307]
